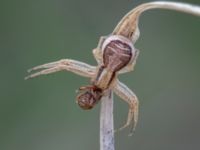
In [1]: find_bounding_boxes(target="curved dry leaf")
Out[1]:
[113,1,200,43]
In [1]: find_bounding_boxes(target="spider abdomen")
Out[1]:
[92,35,136,90]
[102,35,134,72]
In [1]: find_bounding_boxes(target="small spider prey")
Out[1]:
[25,1,200,134]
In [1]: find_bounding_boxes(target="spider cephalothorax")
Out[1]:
[76,86,103,110]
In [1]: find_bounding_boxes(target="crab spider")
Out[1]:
[25,1,200,134]
[26,35,140,132]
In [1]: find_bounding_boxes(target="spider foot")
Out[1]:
[27,59,69,73]
[25,59,96,80]
[25,66,63,80]
[115,119,136,136]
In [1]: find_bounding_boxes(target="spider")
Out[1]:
[25,1,200,134]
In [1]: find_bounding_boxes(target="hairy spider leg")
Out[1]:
[113,80,139,136]
[25,59,96,80]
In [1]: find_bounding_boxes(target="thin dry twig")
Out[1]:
[113,1,200,42]
[100,91,114,150]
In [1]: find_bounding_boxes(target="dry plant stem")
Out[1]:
[100,91,114,150]
[113,1,200,41]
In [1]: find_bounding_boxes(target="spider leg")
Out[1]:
[93,48,102,64]
[119,49,140,74]
[25,59,96,80]
[113,80,139,136]
[93,36,107,64]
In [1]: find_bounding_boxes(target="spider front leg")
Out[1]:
[25,59,96,80]
[113,80,139,136]
[93,36,107,64]
[119,48,140,74]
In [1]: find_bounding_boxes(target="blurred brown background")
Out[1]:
[0,0,200,150]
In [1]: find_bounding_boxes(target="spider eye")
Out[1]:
[77,91,97,110]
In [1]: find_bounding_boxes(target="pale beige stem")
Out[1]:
[100,91,114,150]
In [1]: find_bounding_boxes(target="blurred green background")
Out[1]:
[1,0,200,150]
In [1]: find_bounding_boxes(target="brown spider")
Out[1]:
[25,1,200,134]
